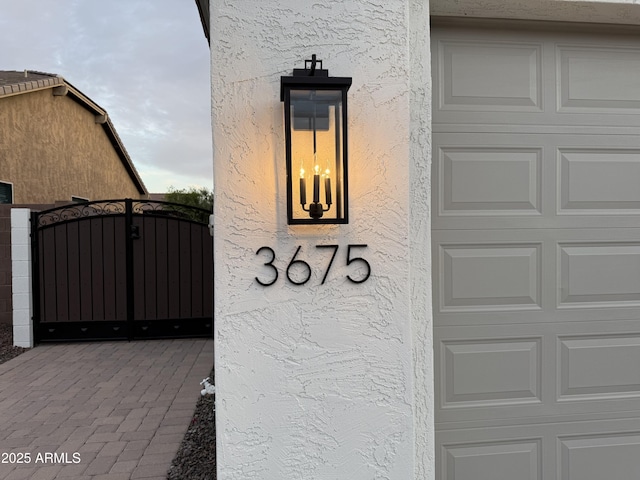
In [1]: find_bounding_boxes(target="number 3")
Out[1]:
[255,246,278,286]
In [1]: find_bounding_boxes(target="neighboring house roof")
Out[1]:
[0,70,148,196]
[148,193,167,202]
[195,0,210,45]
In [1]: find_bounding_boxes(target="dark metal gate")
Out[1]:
[31,199,213,342]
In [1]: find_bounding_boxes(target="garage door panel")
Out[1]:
[439,243,542,312]
[442,337,542,408]
[434,134,640,230]
[558,45,640,113]
[558,148,640,214]
[441,439,542,480]
[436,326,553,424]
[434,228,640,323]
[559,243,640,308]
[437,418,640,480]
[439,146,542,216]
[433,25,640,127]
[559,433,640,480]
[438,40,542,112]
[436,321,640,424]
[559,334,640,401]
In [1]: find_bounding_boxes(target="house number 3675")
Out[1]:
[255,244,371,286]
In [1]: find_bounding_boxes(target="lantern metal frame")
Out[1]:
[281,55,352,225]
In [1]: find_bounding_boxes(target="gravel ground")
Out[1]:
[0,323,29,365]
[0,324,216,479]
[167,369,217,479]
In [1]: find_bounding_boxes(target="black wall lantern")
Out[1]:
[281,55,352,224]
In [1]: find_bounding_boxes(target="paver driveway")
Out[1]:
[0,338,213,480]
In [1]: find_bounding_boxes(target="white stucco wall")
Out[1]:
[210,1,429,478]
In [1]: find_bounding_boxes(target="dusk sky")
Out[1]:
[2,0,212,194]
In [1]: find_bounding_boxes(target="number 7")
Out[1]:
[316,245,339,285]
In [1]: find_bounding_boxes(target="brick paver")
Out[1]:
[0,339,213,479]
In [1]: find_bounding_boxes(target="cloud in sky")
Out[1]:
[2,0,212,193]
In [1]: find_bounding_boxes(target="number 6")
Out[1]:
[286,246,312,285]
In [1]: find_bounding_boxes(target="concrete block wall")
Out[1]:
[11,209,33,348]
[0,204,55,330]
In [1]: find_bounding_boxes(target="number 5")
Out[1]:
[346,244,370,284]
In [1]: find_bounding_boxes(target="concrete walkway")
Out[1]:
[0,338,213,480]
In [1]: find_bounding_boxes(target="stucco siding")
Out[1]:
[0,88,144,203]
[409,1,434,478]
[211,0,417,478]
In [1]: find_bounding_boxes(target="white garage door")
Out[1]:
[432,20,640,480]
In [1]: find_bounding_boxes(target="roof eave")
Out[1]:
[102,119,148,196]
[61,83,148,196]
[195,0,210,46]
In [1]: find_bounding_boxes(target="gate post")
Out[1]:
[125,198,134,341]
[11,208,33,348]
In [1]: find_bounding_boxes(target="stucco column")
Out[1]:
[210,1,432,478]
[11,208,33,348]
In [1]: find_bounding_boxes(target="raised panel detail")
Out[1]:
[440,244,541,312]
[558,46,640,112]
[559,434,640,480]
[439,41,542,111]
[442,338,541,407]
[440,147,541,215]
[443,440,541,480]
[559,335,640,401]
[559,243,640,308]
[559,149,640,214]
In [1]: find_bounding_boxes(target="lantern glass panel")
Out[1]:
[289,89,345,222]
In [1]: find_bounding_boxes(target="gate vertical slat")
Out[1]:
[67,221,81,322]
[132,216,145,322]
[114,216,128,323]
[191,223,203,318]
[143,216,158,320]
[114,217,129,321]
[124,199,134,340]
[155,217,169,320]
[203,227,213,318]
[55,224,69,322]
[167,222,180,319]
[152,216,159,319]
[31,214,40,342]
[79,219,93,322]
[179,221,191,318]
[41,225,58,321]
[90,218,104,322]
[102,217,116,322]
[41,228,56,323]
[37,228,44,324]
